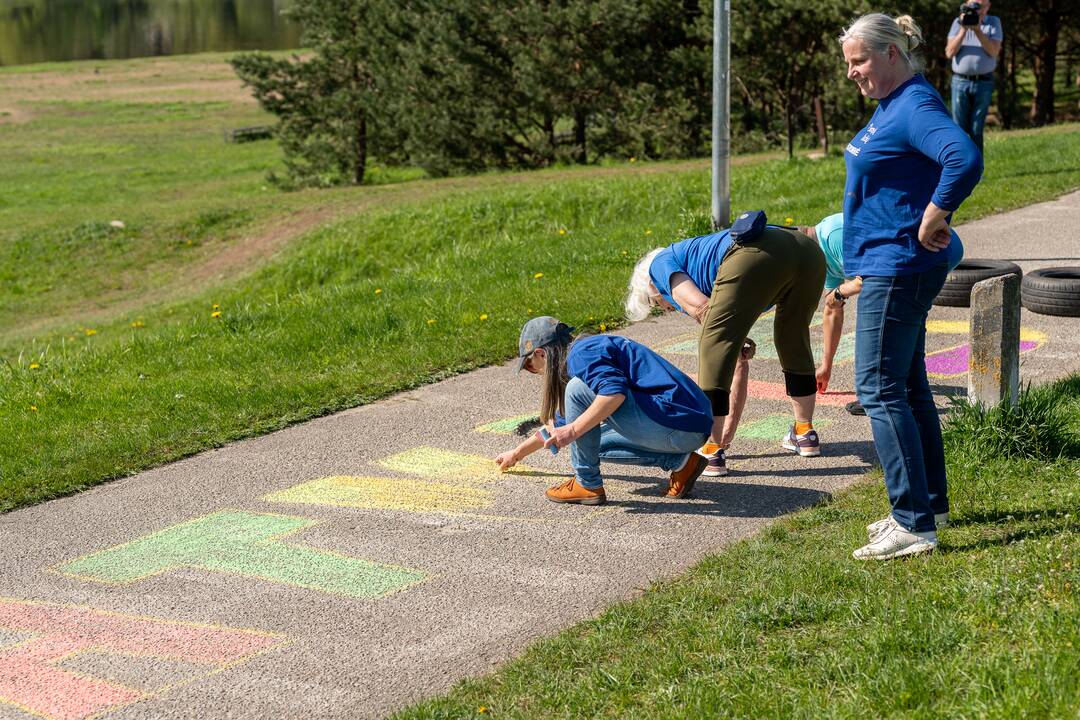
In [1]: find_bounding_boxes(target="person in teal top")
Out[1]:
[803,213,964,394]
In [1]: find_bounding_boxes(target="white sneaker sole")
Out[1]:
[853,541,935,561]
[868,514,949,541]
[702,468,728,477]
[781,439,821,457]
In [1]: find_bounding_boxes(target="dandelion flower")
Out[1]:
[30,405,38,412]
[629,156,637,163]
[479,314,489,321]
[427,319,436,325]
[478,708,489,715]
[131,320,144,328]
[211,311,222,318]
[29,363,40,370]
[84,328,98,337]
[375,288,383,295]
[558,228,567,235]
[785,216,794,225]
[645,229,652,235]
[533,272,544,279]
[599,323,607,332]
[212,304,220,310]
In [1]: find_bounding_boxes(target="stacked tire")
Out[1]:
[1021,268,1080,317]
[933,259,1023,308]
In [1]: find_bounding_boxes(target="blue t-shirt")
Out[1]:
[949,16,1003,76]
[843,75,982,278]
[566,335,712,435]
[648,230,735,312]
[815,213,965,290]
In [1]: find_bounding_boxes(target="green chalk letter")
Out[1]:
[60,511,425,598]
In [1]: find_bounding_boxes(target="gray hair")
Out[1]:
[625,247,665,322]
[840,13,925,73]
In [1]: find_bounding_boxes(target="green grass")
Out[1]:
[2,124,1080,511]
[392,379,1080,719]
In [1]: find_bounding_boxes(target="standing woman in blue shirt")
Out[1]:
[840,13,982,560]
[494,317,713,505]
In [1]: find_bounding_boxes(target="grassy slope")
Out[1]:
[394,380,1080,719]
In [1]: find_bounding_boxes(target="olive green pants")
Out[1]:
[698,227,826,415]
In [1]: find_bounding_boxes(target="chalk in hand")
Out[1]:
[537,427,559,455]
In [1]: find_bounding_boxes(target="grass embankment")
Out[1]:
[1,53,1079,511]
[396,380,1080,719]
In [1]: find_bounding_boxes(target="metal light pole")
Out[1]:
[711,0,731,230]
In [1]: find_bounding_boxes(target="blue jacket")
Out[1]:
[843,75,982,278]
[566,335,712,434]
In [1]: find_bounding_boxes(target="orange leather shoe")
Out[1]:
[666,453,707,498]
[545,477,606,505]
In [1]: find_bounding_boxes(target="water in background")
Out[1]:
[0,0,301,66]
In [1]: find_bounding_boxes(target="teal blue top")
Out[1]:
[815,212,965,290]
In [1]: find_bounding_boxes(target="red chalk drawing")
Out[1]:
[925,341,1039,377]
[747,379,857,406]
[0,597,282,720]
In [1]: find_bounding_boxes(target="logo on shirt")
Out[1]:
[847,123,877,157]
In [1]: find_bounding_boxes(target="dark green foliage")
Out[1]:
[230,0,390,187]
[231,0,1078,181]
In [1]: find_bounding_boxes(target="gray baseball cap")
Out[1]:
[516,316,574,373]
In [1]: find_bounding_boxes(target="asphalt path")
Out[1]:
[1,191,1078,720]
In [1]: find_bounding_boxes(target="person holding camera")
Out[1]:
[945,0,1002,152]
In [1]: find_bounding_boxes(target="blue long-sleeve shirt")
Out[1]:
[564,335,712,434]
[843,74,982,278]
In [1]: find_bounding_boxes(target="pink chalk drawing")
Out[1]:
[0,597,283,720]
[925,341,1039,377]
[747,379,857,406]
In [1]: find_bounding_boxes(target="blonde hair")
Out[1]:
[625,247,665,322]
[840,13,924,73]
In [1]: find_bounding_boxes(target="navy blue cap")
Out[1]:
[730,210,767,244]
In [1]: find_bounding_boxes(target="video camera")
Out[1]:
[960,1,981,27]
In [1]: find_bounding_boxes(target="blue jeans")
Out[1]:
[564,378,710,489]
[951,76,994,153]
[855,264,950,533]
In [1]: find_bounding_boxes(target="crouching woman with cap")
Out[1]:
[494,316,712,505]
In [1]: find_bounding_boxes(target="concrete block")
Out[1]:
[968,273,1021,407]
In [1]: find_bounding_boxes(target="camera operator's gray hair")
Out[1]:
[839,13,925,73]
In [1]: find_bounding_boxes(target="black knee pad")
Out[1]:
[707,388,730,417]
[784,371,816,397]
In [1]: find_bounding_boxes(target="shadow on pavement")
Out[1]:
[618,482,831,519]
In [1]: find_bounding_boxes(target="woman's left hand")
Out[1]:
[545,424,580,449]
[918,202,952,252]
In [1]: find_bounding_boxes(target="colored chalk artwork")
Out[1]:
[0,597,282,720]
[473,414,540,435]
[737,414,832,441]
[657,312,858,365]
[268,475,494,513]
[266,447,548,518]
[925,341,1040,377]
[58,511,426,599]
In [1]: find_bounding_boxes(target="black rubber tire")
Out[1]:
[1021,267,1080,317]
[934,259,1023,308]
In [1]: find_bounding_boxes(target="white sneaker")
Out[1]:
[867,513,948,541]
[853,524,937,560]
